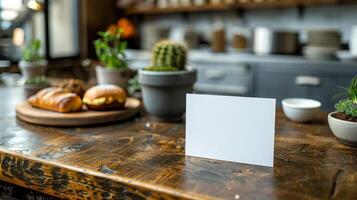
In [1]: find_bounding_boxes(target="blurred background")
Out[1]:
[0,0,356,111]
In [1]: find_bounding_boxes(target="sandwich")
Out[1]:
[83,84,127,111]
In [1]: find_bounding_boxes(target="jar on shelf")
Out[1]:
[232,18,250,52]
[193,0,206,5]
[211,17,226,52]
[180,0,191,6]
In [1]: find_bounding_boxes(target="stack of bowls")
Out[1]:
[303,29,341,59]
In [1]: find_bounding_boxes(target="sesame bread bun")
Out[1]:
[83,84,127,111]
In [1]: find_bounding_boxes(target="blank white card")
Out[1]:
[185,94,276,167]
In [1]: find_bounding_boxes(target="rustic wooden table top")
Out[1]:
[0,86,356,200]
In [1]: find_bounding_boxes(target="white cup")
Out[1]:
[350,26,357,56]
[254,27,275,55]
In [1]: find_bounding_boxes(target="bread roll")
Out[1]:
[28,87,82,113]
[83,85,127,111]
[58,79,86,98]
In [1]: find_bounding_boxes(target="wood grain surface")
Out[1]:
[15,98,141,126]
[0,86,356,200]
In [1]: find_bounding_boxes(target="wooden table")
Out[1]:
[0,86,356,200]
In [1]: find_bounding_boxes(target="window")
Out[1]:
[48,0,79,58]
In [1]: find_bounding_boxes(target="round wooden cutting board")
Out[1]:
[16,98,141,126]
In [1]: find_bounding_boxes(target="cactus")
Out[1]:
[146,40,186,71]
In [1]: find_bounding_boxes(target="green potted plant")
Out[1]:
[138,40,197,121]
[328,76,357,146]
[94,28,131,88]
[19,39,47,81]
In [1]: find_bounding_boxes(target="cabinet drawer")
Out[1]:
[191,61,252,95]
[191,61,251,86]
[253,65,356,111]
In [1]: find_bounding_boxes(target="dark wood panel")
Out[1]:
[79,0,118,59]
[0,86,356,199]
[0,180,58,200]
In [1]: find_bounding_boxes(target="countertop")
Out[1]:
[126,49,357,70]
[0,86,356,199]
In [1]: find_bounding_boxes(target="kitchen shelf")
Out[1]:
[124,4,236,15]
[123,0,357,15]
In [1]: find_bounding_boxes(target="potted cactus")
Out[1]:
[138,40,197,121]
[328,76,357,146]
[94,28,131,88]
[19,39,47,81]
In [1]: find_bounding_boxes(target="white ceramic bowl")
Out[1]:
[282,98,321,122]
[328,112,357,146]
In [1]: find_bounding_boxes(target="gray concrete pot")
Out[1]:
[23,84,49,98]
[19,60,47,81]
[96,66,131,89]
[328,112,357,146]
[139,69,197,121]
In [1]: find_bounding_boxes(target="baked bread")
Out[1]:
[58,79,86,98]
[83,85,127,111]
[28,87,82,113]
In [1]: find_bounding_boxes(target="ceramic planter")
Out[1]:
[328,112,357,146]
[138,69,197,121]
[96,66,131,89]
[23,83,49,98]
[19,60,47,81]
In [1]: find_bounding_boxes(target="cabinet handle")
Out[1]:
[205,70,225,80]
[295,76,321,86]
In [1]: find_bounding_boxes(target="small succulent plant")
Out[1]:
[128,74,141,95]
[335,76,357,118]
[94,28,127,69]
[145,40,186,71]
[25,76,49,86]
[22,39,42,62]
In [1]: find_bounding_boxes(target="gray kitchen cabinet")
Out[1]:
[252,64,357,111]
[190,60,252,96]
[125,49,357,111]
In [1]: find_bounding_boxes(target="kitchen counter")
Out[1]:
[126,49,357,71]
[0,86,357,199]
[127,49,356,111]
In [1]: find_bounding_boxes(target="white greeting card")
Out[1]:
[185,94,276,167]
